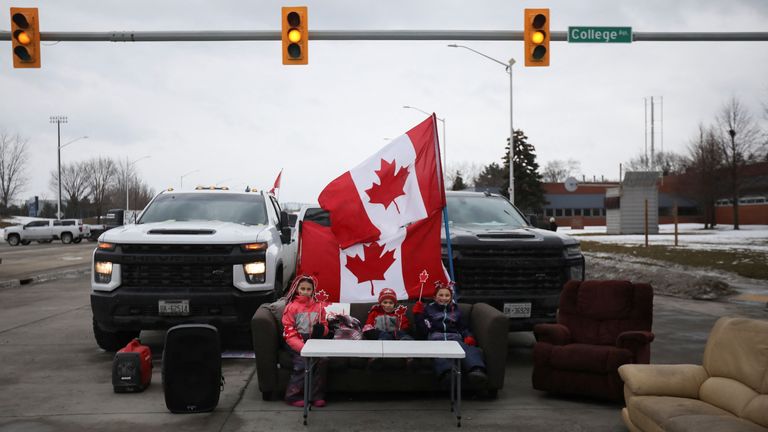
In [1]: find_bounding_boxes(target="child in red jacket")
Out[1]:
[282,275,329,408]
[362,288,413,341]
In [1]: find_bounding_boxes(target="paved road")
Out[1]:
[0,241,93,285]
[0,273,765,432]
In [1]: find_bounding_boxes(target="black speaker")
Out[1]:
[162,324,222,413]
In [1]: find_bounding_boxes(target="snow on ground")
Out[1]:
[561,223,768,302]
[561,223,768,253]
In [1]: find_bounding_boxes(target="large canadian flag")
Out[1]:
[318,115,445,249]
[298,216,449,303]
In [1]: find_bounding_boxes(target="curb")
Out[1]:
[0,266,90,289]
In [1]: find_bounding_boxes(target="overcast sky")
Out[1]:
[2,0,767,206]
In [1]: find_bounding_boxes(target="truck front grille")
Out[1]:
[120,244,234,255]
[121,263,233,288]
[448,246,566,292]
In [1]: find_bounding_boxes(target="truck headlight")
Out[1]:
[94,261,113,283]
[243,261,266,284]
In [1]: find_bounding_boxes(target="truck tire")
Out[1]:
[92,317,139,351]
[72,237,82,244]
[21,240,31,245]
[61,232,73,244]
[7,235,20,246]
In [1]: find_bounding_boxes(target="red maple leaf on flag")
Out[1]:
[314,289,330,306]
[365,159,410,213]
[345,242,396,296]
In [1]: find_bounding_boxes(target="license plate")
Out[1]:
[158,300,190,316]
[503,302,532,318]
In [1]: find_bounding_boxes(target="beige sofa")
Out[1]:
[618,317,768,432]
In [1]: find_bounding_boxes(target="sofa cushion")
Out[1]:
[703,317,768,394]
[549,343,633,373]
[700,376,759,419]
[664,414,768,432]
[743,394,768,428]
[629,395,733,431]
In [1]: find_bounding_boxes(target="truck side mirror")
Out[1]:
[279,210,291,244]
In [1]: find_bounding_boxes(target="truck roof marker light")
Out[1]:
[98,242,116,251]
[166,187,174,191]
[242,242,267,251]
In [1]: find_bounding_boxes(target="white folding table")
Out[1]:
[300,339,466,426]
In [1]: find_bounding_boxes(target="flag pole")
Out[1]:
[432,114,456,286]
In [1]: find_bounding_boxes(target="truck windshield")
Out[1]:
[447,195,529,229]
[138,193,268,225]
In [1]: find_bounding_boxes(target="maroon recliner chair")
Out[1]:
[532,280,654,401]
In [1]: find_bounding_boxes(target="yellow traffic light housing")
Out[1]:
[10,7,41,68]
[524,8,549,67]
[281,6,308,65]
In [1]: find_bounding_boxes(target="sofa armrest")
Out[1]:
[533,323,572,345]
[618,364,708,399]
[469,302,508,390]
[251,304,280,393]
[616,330,655,363]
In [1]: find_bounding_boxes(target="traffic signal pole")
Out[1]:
[2,30,768,43]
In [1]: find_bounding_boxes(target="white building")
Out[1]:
[606,171,660,235]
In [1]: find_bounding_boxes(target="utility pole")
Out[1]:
[50,115,67,220]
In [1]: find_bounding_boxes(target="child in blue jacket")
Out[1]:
[413,282,488,386]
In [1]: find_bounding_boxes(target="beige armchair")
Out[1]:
[619,317,768,432]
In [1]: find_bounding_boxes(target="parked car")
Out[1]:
[89,187,296,350]
[3,219,87,246]
[295,191,585,331]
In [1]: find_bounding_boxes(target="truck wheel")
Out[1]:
[7,235,20,246]
[92,317,139,351]
[20,240,31,245]
[61,232,73,244]
[72,237,82,244]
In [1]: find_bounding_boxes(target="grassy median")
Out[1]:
[580,241,768,281]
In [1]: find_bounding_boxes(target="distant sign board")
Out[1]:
[568,27,632,43]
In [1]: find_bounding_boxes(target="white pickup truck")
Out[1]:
[3,219,88,246]
[90,187,297,350]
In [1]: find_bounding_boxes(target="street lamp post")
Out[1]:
[447,44,516,204]
[180,169,199,189]
[126,156,150,212]
[403,105,447,171]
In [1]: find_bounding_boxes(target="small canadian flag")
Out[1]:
[298,216,449,303]
[318,116,445,249]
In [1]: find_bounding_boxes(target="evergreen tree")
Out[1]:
[501,129,547,214]
[451,170,467,191]
[473,162,505,192]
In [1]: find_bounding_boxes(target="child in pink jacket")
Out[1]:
[282,275,329,407]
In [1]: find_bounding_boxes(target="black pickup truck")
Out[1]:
[443,191,584,331]
[299,191,584,331]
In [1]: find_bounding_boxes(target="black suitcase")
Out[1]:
[162,324,222,413]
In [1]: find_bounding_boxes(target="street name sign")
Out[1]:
[568,27,632,43]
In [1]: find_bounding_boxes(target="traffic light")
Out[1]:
[281,6,308,65]
[10,7,41,68]
[524,8,549,67]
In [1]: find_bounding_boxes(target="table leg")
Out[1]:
[450,363,456,413]
[455,359,462,427]
[303,358,311,425]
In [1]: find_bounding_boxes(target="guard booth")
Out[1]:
[606,171,660,234]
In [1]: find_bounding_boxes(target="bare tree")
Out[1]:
[717,97,764,229]
[0,131,30,210]
[86,156,116,223]
[624,151,688,176]
[444,161,482,188]
[48,161,91,218]
[106,158,154,211]
[542,159,581,183]
[687,124,724,229]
